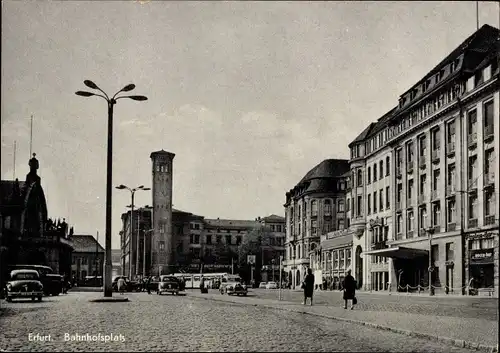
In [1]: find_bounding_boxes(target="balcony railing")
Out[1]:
[468,133,477,148]
[484,214,496,226]
[447,222,456,231]
[431,149,440,163]
[419,229,427,237]
[418,194,425,204]
[407,162,414,174]
[468,218,478,228]
[419,156,426,169]
[407,230,414,239]
[395,233,403,241]
[371,240,388,250]
[484,125,494,141]
[447,142,455,156]
[431,189,439,200]
[432,225,441,234]
[446,184,456,196]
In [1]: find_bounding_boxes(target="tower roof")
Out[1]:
[150,149,175,159]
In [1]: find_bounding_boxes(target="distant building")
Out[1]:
[259,215,286,283]
[111,249,121,277]
[0,153,73,287]
[71,235,104,281]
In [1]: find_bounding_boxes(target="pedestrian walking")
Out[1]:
[117,277,126,294]
[302,268,315,306]
[342,269,357,310]
[146,276,152,294]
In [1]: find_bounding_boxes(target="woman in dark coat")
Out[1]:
[302,268,315,306]
[342,270,357,310]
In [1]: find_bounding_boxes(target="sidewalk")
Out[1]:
[186,291,499,353]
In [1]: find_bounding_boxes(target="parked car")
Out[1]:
[157,275,181,295]
[5,269,44,302]
[258,282,267,289]
[111,276,140,292]
[8,265,62,296]
[220,281,248,296]
[266,281,278,289]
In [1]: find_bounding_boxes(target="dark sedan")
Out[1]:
[5,269,44,302]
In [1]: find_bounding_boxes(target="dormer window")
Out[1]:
[436,69,445,83]
[423,79,431,92]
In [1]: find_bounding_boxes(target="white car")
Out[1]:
[259,282,267,289]
[266,281,278,289]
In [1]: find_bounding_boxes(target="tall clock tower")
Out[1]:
[150,149,175,275]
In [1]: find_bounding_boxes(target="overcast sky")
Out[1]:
[2,1,499,248]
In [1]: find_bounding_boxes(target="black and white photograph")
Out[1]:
[0,1,499,352]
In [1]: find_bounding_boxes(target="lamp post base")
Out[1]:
[104,263,113,297]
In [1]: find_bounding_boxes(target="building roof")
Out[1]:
[262,214,285,222]
[321,233,353,250]
[349,123,375,146]
[72,235,104,253]
[204,218,259,229]
[150,149,175,158]
[298,159,350,184]
[0,179,25,205]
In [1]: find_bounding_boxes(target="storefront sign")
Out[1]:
[470,249,494,264]
[467,232,496,241]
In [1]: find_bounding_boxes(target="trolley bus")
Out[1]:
[173,273,242,289]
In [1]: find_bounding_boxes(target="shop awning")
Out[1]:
[363,246,428,260]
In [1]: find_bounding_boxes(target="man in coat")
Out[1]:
[342,269,357,310]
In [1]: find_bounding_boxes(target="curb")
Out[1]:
[88,297,129,303]
[188,294,498,353]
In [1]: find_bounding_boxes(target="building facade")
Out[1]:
[283,159,350,289]
[259,215,286,283]
[120,207,152,278]
[347,24,499,296]
[0,154,73,288]
[71,234,104,281]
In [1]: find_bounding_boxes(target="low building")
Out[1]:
[259,215,286,283]
[71,235,104,281]
[319,229,353,290]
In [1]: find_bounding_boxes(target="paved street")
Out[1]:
[246,289,499,320]
[0,292,484,352]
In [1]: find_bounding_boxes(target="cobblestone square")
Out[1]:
[0,292,490,352]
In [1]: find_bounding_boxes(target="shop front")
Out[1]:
[466,232,498,296]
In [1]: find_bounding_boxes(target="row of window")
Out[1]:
[367,157,391,184]
[395,189,496,235]
[290,199,346,222]
[351,61,497,160]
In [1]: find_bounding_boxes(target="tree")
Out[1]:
[211,243,237,265]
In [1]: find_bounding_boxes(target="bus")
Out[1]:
[173,272,240,289]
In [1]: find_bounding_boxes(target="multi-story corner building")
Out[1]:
[71,234,104,281]
[284,159,350,289]
[348,24,499,296]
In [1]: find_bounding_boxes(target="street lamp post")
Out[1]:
[116,185,151,279]
[426,224,435,296]
[76,80,147,298]
[290,238,297,289]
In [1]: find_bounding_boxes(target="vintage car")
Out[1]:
[220,281,248,296]
[112,276,141,292]
[157,275,181,295]
[5,269,44,302]
[8,265,63,296]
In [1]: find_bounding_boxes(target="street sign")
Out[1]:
[247,255,256,265]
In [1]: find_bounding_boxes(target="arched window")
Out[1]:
[357,169,363,186]
[338,199,345,212]
[324,199,332,216]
